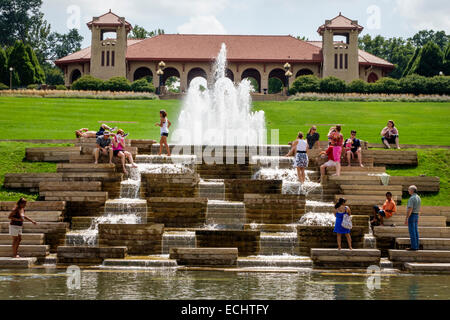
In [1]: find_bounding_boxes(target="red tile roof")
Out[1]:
[307,41,394,69]
[87,10,132,30]
[317,13,363,34]
[126,34,322,63]
[55,35,392,69]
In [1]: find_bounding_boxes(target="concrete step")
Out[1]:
[170,247,238,266]
[0,257,37,268]
[396,238,450,250]
[40,191,108,202]
[0,245,49,257]
[389,249,450,264]
[57,163,116,173]
[103,258,178,268]
[0,211,63,222]
[237,256,312,268]
[387,215,447,227]
[0,233,44,245]
[404,262,450,274]
[311,248,381,268]
[0,222,68,234]
[374,226,450,238]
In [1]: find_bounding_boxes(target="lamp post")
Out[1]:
[283,63,292,96]
[9,67,13,90]
[157,61,166,95]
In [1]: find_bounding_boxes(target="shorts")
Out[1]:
[161,132,169,137]
[382,135,398,144]
[323,160,338,167]
[113,150,123,156]
[293,152,309,168]
[9,224,22,236]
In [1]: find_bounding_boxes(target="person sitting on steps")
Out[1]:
[344,130,364,167]
[371,191,397,227]
[112,129,138,174]
[381,120,400,149]
[93,131,113,164]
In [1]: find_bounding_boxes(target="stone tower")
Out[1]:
[87,10,132,80]
[318,13,363,82]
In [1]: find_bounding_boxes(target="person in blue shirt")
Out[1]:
[405,185,421,251]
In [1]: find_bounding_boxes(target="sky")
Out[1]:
[41,0,450,48]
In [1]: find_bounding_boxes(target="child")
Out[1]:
[112,129,137,174]
[155,110,171,156]
[344,138,353,154]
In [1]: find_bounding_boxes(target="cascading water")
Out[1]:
[253,167,322,195]
[174,43,266,146]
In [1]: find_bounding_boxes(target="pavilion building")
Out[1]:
[55,10,394,92]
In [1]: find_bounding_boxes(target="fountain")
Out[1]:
[173,43,266,146]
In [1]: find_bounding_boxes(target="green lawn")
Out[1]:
[0,142,65,201]
[0,97,448,205]
[386,149,450,206]
[0,97,449,145]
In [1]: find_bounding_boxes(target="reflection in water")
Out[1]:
[0,269,449,300]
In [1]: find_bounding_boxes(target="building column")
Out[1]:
[261,76,269,94]
[180,71,188,93]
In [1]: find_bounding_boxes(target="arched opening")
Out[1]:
[70,69,81,84]
[165,76,180,93]
[133,67,153,82]
[187,68,207,87]
[268,68,288,93]
[241,68,261,93]
[368,72,379,83]
[295,68,314,78]
[160,67,180,85]
[226,69,234,82]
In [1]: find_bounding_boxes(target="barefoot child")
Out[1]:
[155,110,171,156]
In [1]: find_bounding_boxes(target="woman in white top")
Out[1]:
[155,109,171,156]
[285,132,309,183]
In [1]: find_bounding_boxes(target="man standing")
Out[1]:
[93,131,113,164]
[405,185,421,251]
[344,130,363,167]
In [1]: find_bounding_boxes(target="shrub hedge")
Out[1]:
[0,82,8,90]
[71,75,157,93]
[289,74,450,95]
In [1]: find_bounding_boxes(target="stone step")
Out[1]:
[206,201,245,209]
[40,191,108,202]
[0,233,44,245]
[311,248,381,268]
[374,226,450,238]
[102,258,178,268]
[334,194,400,205]
[0,222,68,234]
[404,262,450,274]
[237,257,312,268]
[0,257,37,268]
[0,245,49,257]
[0,211,63,222]
[387,215,446,227]
[396,206,450,223]
[39,181,102,192]
[396,238,450,250]
[169,247,238,266]
[389,249,450,264]
[57,246,128,264]
[57,163,116,173]
[0,201,66,211]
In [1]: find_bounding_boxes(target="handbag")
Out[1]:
[341,209,353,230]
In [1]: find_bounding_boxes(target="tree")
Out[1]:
[0,0,43,47]
[25,12,51,63]
[8,40,35,86]
[402,47,420,77]
[409,42,444,77]
[443,44,450,76]
[409,30,449,51]
[43,64,64,85]
[0,48,8,84]
[47,29,83,61]
[268,78,283,93]
[25,44,45,83]
[128,25,165,39]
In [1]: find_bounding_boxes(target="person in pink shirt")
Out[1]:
[112,129,137,174]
